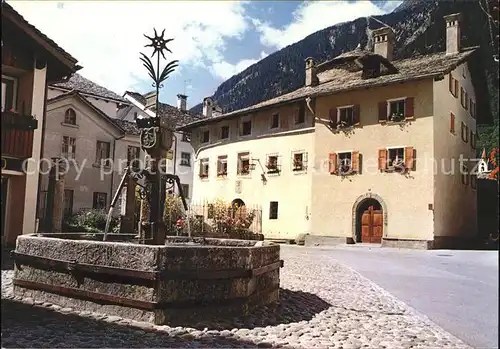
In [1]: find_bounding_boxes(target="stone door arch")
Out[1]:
[352,193,388,243]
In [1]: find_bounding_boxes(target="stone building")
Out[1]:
[179,13,492,249]
[1,2,80,245]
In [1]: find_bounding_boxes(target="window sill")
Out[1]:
[216,175,228,180]
[179,163,191,167]
[293,168,307,175]
[238,134,252,139]
[199,176,209,181]
[61,122,79,129]
[267,169,280,175]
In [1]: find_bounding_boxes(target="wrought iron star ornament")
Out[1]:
[140,28,179,89]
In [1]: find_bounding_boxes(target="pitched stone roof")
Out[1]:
[113,119,140,136]
[52,74,127,103]
[124,91,206,128]
[178,48,476,130]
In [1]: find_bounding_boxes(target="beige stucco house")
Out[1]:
[1,2,80,245]
[179,13,488,249]
[39,77,146,227]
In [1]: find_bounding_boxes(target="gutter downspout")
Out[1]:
[34,72,49,233]
[305,96,315,117]
[110,134,125,211]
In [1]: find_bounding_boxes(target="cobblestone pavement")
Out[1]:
[1,245,472,348]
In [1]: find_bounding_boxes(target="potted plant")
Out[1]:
[389,112,405,122]
[267,158,279,173]
[199,173,208,178]
[293,157,303,171]
[336,120,349,129]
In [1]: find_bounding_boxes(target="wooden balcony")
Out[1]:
[1,111,37,159]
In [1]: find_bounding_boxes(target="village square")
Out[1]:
[1,0,499,348]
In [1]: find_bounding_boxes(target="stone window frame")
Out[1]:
[199,158,210,179]
[291,150,308,173]
[219,124,230,140]
[180,152,191,167]
[217,155,228,178]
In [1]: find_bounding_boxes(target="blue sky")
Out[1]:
[9,1,401,109]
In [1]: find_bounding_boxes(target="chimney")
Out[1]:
[144,91,157,110]
[177,94,187,111]
[203,97,213,118]
[305,57,318,87]
[373,27,395,61]
[444,13,461,55]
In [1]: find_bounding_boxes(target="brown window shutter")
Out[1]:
[464,92,469,110]
[378,101,387,122]
[351,151,360,172]
[329,108,338,128]
[471,131,476,149]
[378,149,387,171]
[352,104,360,125]
[328,153,337,174]
[454,80,458,97]
[460,87,464,107]
[404,147,414,170]
[450,112,455,133]
[461,122,468,143]
[470,100,476,119]
[405,97,414,119]
[448,74,453,94]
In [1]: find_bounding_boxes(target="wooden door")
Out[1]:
[360,205,383,243]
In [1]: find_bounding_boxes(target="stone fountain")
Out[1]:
[11,29,282,325]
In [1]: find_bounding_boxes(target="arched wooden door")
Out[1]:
[361,205,383,243]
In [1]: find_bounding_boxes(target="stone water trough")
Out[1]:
[11,234,282,325]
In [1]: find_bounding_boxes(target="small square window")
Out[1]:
[292,152,308,172]
[269,201,278,220]
[271,113,279,129]
[93,192,107,210]
[217,155,228,177]
[199,158,209,178]
[220,125,230,139]
[338,107,354,127]
[182,132,191,142]
[338,152,352,174]
[201,130,210,143]
[387,148,405,169]
[266,154,280,174]
[237,152,251,175]
[389,100,406,121]
[180,152,191,167]
[240,120,252,136]
[295,104,305,124]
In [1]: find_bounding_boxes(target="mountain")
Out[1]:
[190,0,498,150]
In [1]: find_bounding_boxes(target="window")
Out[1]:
[133,112,138,120]
[182,132,192,142]
[294,104,305,124]
[64,108,76,125]
[292,152,308,172]
[470,99,476,119]
[220,125,230,139]
[470,131,476,150]
[62,136,76,159]
[448,74,458,98]
[387,148,405,169]
[180,184,189,198]
[450,112,456,134]
[389,99,406,121]
[63,189,74,217]
[266,154,280,174]
[240,120,252,136]
[460,87,469,110]
[338,152,353,174]
[96,141,111,167]
[199,158,209,178]
[269,201,278,220]
[237,152,251,175]
[271,113,280,129]
[1,76,17,112]
[338,107,354,126]
[201,130,210,143]
[329,151,360,175]
[378,147,415,172]
[180,152,191,167]
[93,192,107,210]
[461,164,469,186]
[127,146,140,168]
[461,122,468,143]
[217,155,228,177]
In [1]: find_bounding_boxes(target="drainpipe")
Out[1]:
[34,73,49,232]
[110,135,125,210]
[305,96,315,117]
[172,133,178,176]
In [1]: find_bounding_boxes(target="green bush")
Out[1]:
[163,195,185,234]
[64,209,120,233]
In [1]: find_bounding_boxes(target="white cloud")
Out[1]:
[211,51,268,80]
[253,0,402,50]
[8,1,249,94]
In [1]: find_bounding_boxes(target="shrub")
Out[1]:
[64,209,120,233]
[163,195,185,234]
[210,199,256,239]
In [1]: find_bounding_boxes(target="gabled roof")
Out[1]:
[179,48,477,130]
[124,91,206,128]
[47,91,126,135]
[2,1,81,81]
[113,119,140,136]
[51,74,128,103]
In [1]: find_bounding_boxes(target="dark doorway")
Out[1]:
[356,198,383,243]
[231,198,246,218]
